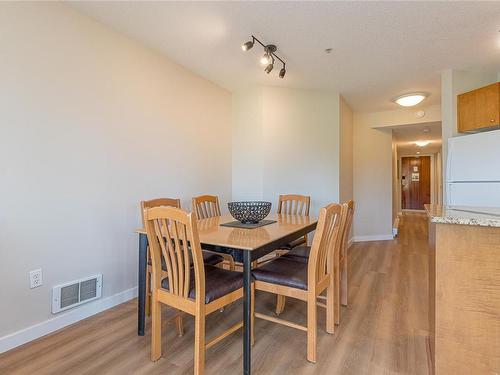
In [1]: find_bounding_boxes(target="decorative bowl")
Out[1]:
[227,201,272,224]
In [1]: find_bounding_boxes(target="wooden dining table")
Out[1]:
[136,212,317,375]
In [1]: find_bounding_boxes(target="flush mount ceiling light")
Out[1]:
[415,140,431,147]
[242,35,287,78]
[393,93,427,107]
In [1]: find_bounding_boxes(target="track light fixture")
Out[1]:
[242,35,287,78]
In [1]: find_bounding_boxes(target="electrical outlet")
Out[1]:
[29,269,43,289]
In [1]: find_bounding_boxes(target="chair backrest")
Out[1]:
[192,195,221,219]
[277,194,310,216]
[340,200,354,261]
[307,203,342,285]
[144,206,205,302]
[141,198,181,225]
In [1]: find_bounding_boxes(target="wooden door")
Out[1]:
[401,156,431,210]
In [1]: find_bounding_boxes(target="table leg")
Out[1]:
[243,251,252,375]
[138,233,148,336]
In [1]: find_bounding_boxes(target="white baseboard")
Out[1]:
[0,286,138,354]
[353,234,394,242]
[348,237,354,248]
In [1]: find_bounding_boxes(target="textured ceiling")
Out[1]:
[70,1,500,112]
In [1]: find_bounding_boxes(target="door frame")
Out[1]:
[398,153,435,212]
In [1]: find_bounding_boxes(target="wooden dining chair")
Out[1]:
[141,198,182,328]
[277,194,311,249]
[273,194,311,314]
[192,195,221,219]
[278,200,354,325]
[252,203,342,363]
[191,195,235,271]
[141,198,225,323]
[335,200,354,323]
[144,206,251,375]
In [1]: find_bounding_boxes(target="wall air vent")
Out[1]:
[52,274,102,314]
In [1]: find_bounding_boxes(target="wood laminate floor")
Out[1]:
[0,213,430,374]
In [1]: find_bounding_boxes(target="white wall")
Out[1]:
[392,135,399,222]
[261,88,341,214]
[232,88,263,201]
[0,2,232,345]
[353,105,441,241]
[232,87,342,215]
[340,97,354,204]
[353,114,393,240]
[441,69,498,203]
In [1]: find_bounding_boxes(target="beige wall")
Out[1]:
[0,2,232,343]
[340,97,354,204]
[232,87,342,215]
[353,105,440,240]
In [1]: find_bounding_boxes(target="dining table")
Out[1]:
[136,212,317,375]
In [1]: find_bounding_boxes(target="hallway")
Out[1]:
[0,213,430,374]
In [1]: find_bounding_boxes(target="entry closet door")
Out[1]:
[401,156,431,210]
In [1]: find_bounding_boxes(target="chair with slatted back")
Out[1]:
[145,206,251,375]
[273,194,311,314]
[141,198,182,330]
[277,194,311,248]
[192,195,221,219]
[279,201,354,325]
[191,195,235,271]
[336,200,354,323]
[141,198,225,325]
[252,203,342,363]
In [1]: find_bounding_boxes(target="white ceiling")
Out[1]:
[70,1,500,112]
[392,121,442,155]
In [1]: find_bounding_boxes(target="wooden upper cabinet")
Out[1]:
[458,82,500,133]
[457,90,476,132]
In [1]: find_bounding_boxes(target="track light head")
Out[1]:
[265,63,274,74]
[260,53,271,65]
[279,67,286,78]
[242,40,254,51]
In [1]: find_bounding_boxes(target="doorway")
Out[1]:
[401,156,431,210]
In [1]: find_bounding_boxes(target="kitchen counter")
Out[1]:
[425,204,500,227]
[425,204,500,374]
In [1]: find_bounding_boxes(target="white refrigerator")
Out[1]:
[446,129,500,208]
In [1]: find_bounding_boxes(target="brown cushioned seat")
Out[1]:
[252,257,308,290]
[162,265,243,304]
[280,237,307,251]
[149,251,224,269]
[282,245,310,263]
[202,252,225,266]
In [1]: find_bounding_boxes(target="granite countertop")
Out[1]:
[425,204,500,227]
